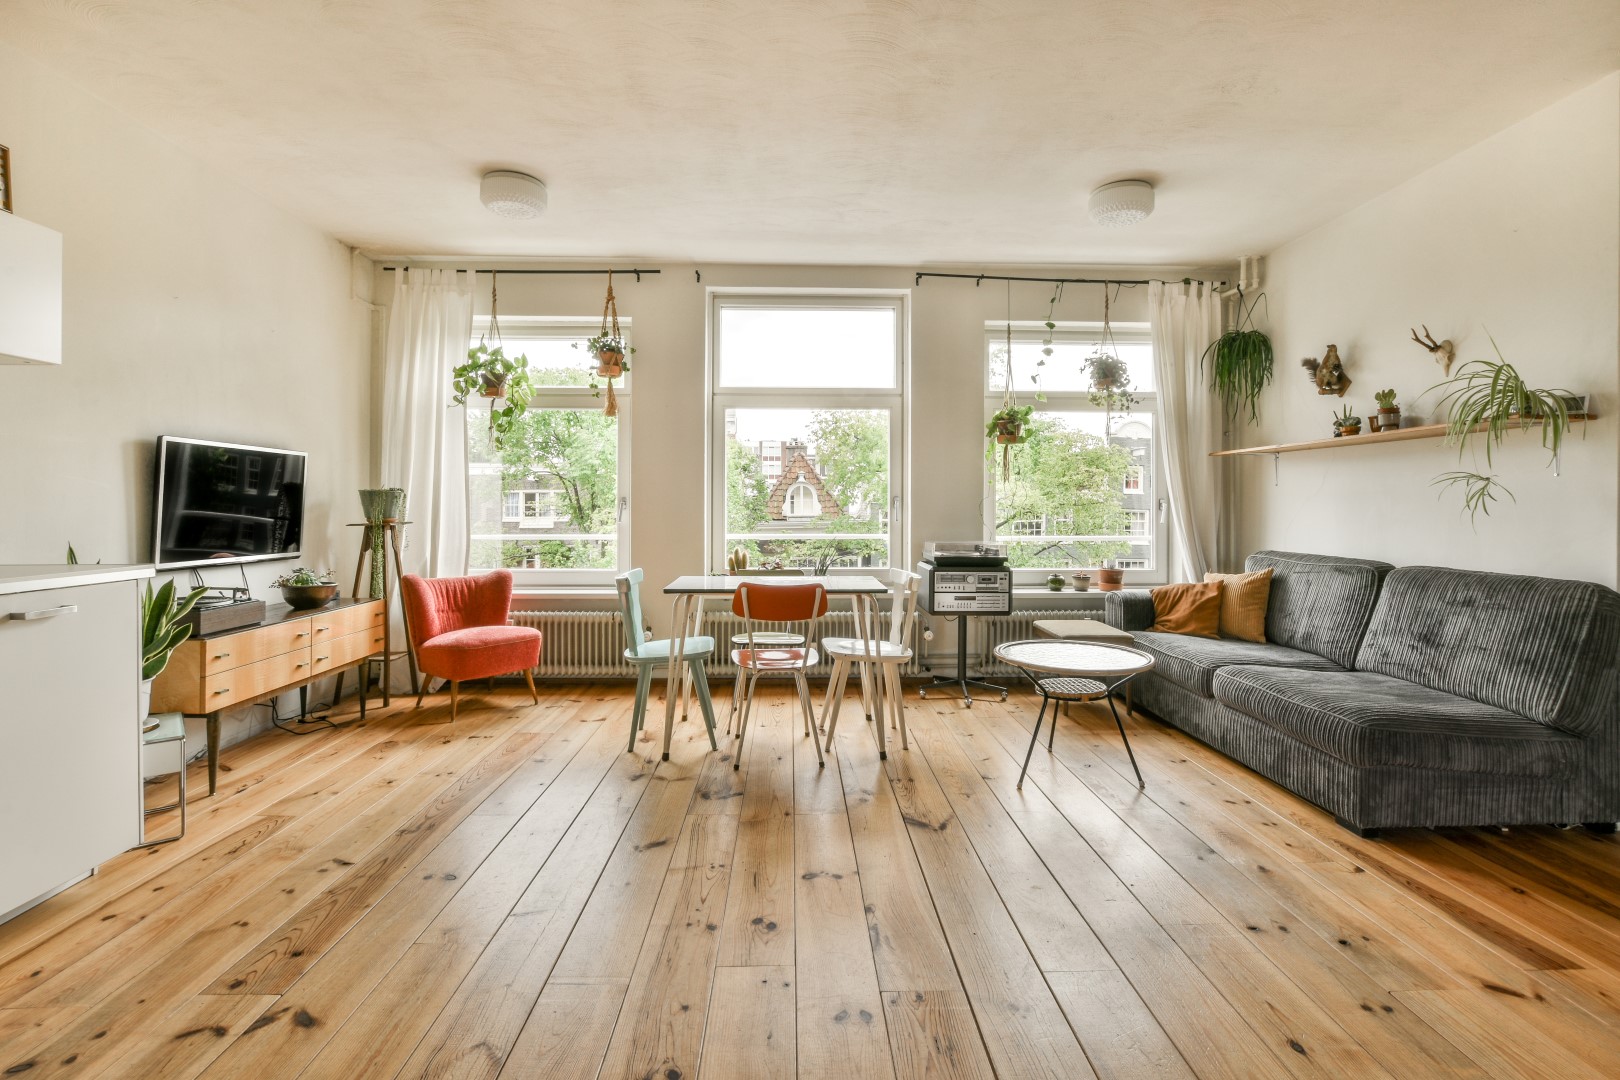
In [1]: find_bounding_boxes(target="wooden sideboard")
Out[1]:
[153,597,386,795]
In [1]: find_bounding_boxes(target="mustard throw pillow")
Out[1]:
[1203,567,1273,643]
[1150,581,1223,639]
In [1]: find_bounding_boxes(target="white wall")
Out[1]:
[0,43,375,745]
[1235,74,1620,587]
[371,262,1212,640]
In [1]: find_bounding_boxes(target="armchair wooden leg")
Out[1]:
[416,680,427,709]
[524,668,539,705]
[450,680,459,723]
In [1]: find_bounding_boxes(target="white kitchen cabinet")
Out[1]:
[0,211,64,365]
[0,565,152,921]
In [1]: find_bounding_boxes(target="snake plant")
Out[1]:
[142,579,206,681]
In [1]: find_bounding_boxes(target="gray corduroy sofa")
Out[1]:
[1105,550,1620,835]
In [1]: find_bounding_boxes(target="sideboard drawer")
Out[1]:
[310,600,383,642]
[312,626,385,675]
[201,617,314,676]
[203,647,312,710]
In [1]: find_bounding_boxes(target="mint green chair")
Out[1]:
[616,569,719,761]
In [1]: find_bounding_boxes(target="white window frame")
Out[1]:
[982,322,1167,586]
[467,316,631,587]
[708,289,908,575]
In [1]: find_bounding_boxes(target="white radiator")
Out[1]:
[511,611,627,677]
[973,609,1110,675]
[507,609,925,679]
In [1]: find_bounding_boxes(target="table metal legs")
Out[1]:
[1015,673,1145,790]
[918,616,1006,705]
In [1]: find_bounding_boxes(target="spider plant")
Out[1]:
[1431,471,1516,528]
[1425,336,1581,468]
[1202,290,1274,425]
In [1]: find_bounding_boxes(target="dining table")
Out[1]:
[661,574,891,737]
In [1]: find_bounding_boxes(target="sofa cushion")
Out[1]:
[1213,665,1582,778]
[1205,567,1273,643]
[1355,566,1620,737]
[1132,630,1343,699]
[1149,581,1222,638]
[1245,551,1393,668]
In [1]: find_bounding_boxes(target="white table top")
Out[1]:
[0,563,155,596]
[664,574,889,595]
[994,639,1154,677]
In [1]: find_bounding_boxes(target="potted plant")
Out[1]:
[987,404,1034,445]
[1332,405,1362,437]
[579,332,634,378]
[141,579,206,725]
[1202,291,1275,424]
[1374,388,1401,431]
[272,567,339,610]
[1096,564,1125,589]
[1046,573,1066,592]
[1071,571,1091,591]
[452,341,535,449]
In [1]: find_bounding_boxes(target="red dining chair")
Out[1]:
[401,569,541,722]
[731,580,829,770]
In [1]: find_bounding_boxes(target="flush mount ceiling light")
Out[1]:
[1088,179,1155,227]
[480,170,547,219]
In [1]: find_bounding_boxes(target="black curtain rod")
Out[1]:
[381,267,661,282]
[914,271,1225,288]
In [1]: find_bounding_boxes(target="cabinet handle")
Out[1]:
[212,688,231,696]
[294,632,309,638]
[213,652,232,660]
[316,655,329,662]
[315,625,330,632]
[8,605,77,621]
[295,662,308,669]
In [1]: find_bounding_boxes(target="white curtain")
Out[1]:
[1148,280,1221,582]
[381,268,475,580]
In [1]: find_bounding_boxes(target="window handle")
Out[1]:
[1158,497,1167,523]
[618,496,628,523]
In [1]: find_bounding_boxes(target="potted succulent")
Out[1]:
[1071,571,1091,591]
[141,579,206,726]
[1096,562,1125,589]
[1332,405,1362,437]
[1374,388,1401,431]
[272,567,339,610]
[452,341,535,449]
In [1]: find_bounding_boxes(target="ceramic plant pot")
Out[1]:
[280,583,339,610]
[1379,408,1401,430]
[595,350,625,377]
[1097,568,1125,588]
[479,372,508,398]
[1072,573,1091,592]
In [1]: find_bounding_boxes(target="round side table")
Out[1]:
[993,639,1155,789]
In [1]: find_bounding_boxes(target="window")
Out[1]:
[466,318,630,585]
[711,292,905,573]
[984,323,1164,583]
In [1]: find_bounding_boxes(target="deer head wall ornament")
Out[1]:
[1411,325,1455,375]
[1301,344,1351,397]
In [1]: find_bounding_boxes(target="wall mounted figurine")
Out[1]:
[1410,324,1455,375]
[1301,344,1351,396]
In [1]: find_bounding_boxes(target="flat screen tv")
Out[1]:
[152,436,308,569]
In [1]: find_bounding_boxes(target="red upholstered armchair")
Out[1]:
[400,569,542,721]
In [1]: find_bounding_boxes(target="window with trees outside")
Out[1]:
[985,323,1163,583]
[712,293,904,574]
[466,318,628,585]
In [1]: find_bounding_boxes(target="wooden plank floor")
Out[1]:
[5,681,1620,1078]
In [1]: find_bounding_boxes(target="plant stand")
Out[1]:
[918,615,1006,705]
[343,520,419,703]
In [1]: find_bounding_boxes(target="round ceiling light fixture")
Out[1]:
[1088,179,1155,227]
[480,170,548,220]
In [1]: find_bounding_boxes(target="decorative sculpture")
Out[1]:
[1410,325,1455,375]
[1301,345,1352,397]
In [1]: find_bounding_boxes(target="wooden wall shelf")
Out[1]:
[1211,416,1589,458]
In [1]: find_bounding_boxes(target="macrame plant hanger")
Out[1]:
[599,271,621,417]
[1001,280,1016,482]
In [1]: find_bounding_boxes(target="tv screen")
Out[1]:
[153,436,308,569]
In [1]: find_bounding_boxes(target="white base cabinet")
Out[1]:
[0,566,150,922]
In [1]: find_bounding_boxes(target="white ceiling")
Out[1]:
[6,1,1618,266]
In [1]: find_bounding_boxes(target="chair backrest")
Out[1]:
[885,569,923,647]
[615,568,648,658]
[733,580,829,655]
[400,570,514,648]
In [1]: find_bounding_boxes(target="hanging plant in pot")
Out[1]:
[1083,284,1138,423]
[987,286,1042,483]
[1202,289,1275,425]
[451,272,535,451]
[572,270,632,417]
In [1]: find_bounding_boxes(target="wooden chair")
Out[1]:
[821,569,920,760]
[400,569,541,722]
[731,580,828,770]
[616,569,719,762]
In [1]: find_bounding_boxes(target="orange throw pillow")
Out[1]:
[1150,581,1223,639]
[1203,567,1273,643]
